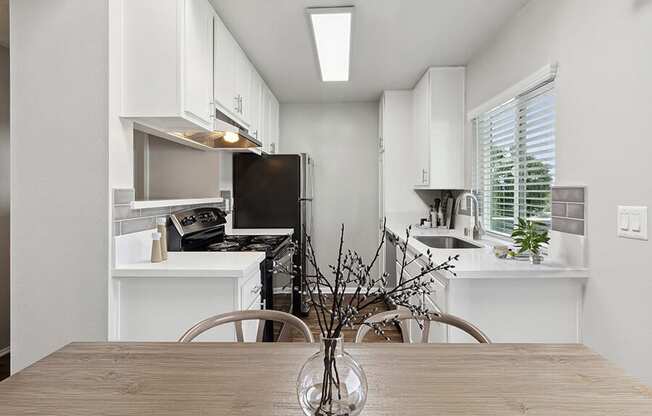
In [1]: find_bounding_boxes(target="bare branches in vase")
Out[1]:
[287,219,459,416]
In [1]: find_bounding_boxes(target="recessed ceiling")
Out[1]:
[210,0,530,103]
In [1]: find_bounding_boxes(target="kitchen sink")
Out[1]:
[414,236,482,249]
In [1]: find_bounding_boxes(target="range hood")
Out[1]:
[134,109,262,152]
[189,110,263,150]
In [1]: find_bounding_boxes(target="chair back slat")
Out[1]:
[255,319,266,342]
[354,310,490,344]
[277,323,291,342]
[234,320,244,342]
[179,310,314,343]
[421,319,431,343]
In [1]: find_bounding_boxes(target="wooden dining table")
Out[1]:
[1,342,651,415]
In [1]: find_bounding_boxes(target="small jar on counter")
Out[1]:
[151,231,163,263]
[157,217,168,261]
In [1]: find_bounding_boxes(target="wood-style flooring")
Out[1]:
[0,354,9,382]
[290,295,403,343]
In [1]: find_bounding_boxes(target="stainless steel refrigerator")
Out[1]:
[233,152,314,315]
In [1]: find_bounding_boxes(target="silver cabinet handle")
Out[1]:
[234,96,240,112]
[208,101,215,119]
[239,96,243,114]
[422,169,428,184]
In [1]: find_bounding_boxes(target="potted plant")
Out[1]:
[511,217,550,264]
[280,221,459,416]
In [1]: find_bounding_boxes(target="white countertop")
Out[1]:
[386,214,589,280]
[113,251,265,279]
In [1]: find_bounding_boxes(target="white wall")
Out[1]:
[142,133,221,200]
[10,0,109,372]
[0,45,8,351]
[280,102,380,277]
[465,0,652,384]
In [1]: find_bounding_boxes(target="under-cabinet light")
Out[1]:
[223,131,240,143]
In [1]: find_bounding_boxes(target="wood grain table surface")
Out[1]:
[1,342,651,415]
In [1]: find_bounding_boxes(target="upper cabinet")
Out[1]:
[184,0,215,128]
[268,90,280,153]
[256,84,279,154]
[213,14,252,128]
[212,13,237,121]
[248,70,263,141]
[412,67,465,189]
[122,0,280,151]
[122,0,216,132]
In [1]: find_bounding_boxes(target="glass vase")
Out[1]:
[296,336,367,416]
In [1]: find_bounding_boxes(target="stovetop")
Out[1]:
[207,234,291,255]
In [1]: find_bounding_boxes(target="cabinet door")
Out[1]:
[412,72,430,186]
[422,291,447,343]
[429,67,465,189]
[260,85,272,152]
[213,15,237,117]
[183,0,214,128]
[248,70,263,140]
[269,94,279,153]
[234,47,251,126]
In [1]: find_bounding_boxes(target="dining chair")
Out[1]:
[179,309,315,343]
[354,309,491,344]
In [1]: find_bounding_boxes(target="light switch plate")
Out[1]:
[617,206,648,240]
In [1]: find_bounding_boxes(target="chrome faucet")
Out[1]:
[463,192,484,240]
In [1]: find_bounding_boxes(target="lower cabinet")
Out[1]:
[112,268,262,342]
[396,258,448,343]
[396,247,585,344]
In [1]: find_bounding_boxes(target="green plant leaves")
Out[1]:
[511,217,549,255]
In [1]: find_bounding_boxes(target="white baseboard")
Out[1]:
[0,347,9,357]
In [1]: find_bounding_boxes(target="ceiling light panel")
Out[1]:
[307,7,353,82]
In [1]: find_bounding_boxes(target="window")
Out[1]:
[473,81,556,237]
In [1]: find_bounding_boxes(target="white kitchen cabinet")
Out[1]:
[212,13,237,119]
[259,85,279,154]
[394,239,585,344]
[184,0,214,127]
[111,243,265,342]
[113,271,263,342]
[235,47,252,125]
[122,0,279,149]
[397,252,448,344]
[248,69,263,141]
[412,67,465,189]
[412,74,430,186]
[213,14,252,128]
[122,0,215,132]
[247,69,281,154]
[269,93,280,153]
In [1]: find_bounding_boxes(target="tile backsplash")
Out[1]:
[112,189,225,236]
[551,186,586,236]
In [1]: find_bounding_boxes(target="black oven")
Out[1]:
[167,206,294,341]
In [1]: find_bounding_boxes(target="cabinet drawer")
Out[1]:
[240,273,262,310]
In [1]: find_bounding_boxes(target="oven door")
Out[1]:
[271,245,294,314]
[264,245,295,341]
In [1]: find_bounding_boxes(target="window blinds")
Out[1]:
[474,81,556,236]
